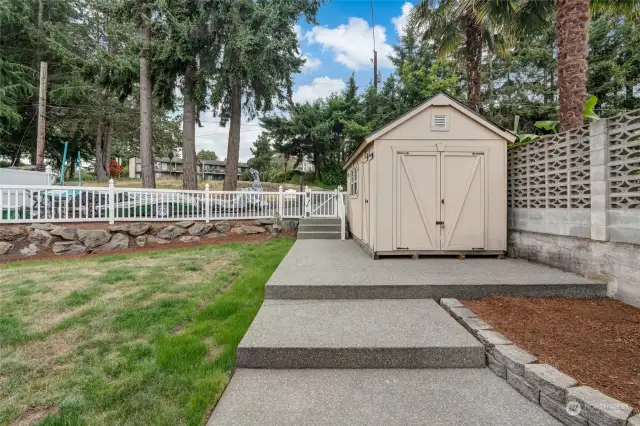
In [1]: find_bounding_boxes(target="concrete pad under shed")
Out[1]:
[237,299,484,368]
[265,240,606,299]
[208,369,561,426]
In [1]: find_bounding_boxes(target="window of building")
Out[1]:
[349,166,358,197]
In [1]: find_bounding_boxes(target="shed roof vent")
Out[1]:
[432,114,449,131]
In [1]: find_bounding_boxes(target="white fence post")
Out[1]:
[108,179,115,225]
[304,185,311,217]
[338,185,345,240]
[278,185,284,218]
[205,184,210,223]
[45,165,53,185]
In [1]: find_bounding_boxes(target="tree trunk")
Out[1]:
[465,13,482,112]
[182,60,198,190]
[556,0,589,131]
[103,119,112,177]
[223,82,242,191]
[139,6,156,188]
[95,121,107,180]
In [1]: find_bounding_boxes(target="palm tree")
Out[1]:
[409,0,522,112]
[555,0,638,131]
[556,0,590,131]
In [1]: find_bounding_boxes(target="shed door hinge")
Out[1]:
[397,151,409,155]
[472,152,484,155]
[472,247,485,251]
[396,247,409,250]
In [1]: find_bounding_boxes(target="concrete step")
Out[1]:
[236,299,485,369]
[298,218,341,225]
[297,224,341,232]
[297,231,343,240]
[265,240,608,300]
[208,369,561,426]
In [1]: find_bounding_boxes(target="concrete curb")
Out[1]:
[439,298,635,426]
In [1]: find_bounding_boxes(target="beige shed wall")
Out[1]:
[346,149,365,241]
[347,104,508,253]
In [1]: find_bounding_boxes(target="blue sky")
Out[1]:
[196,0,415,161]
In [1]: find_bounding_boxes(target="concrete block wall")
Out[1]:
[508,114,640,308]
[508,230,640,307]
[508,208,591,239]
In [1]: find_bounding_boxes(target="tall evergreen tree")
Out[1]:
[210,0,322,190]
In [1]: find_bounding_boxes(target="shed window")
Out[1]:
[349,166,358,196]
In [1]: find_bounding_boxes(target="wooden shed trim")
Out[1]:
[343,92,517,169]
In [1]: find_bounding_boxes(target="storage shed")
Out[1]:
[344,93,516,257]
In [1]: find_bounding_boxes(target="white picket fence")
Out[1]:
[1,181,346,228]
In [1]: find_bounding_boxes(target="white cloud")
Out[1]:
[392,2,413,38]
[300,54,322,74]
[293,24,303,43]
[292,77,345,104]
[194,112,262,162]
[304,17,393,71]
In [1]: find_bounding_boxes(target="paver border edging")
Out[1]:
[439,298,637,426]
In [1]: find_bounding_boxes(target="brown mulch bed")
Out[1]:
[464,297,640,412]
[0,230,295,264]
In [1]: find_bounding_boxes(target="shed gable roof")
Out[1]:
[343,92,516,169]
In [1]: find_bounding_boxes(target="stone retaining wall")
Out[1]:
[441,298,638,426]
[0,219,295,259]
[509,230,640,308]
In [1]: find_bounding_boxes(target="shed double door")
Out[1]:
[396,150,485,251]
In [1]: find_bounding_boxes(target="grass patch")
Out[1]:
[0,238,293,426]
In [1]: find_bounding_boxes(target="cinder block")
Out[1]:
[506,370,540,403]
[591,225,610,242]
[567,386,632,426]
[493,345,537,376]
[590,148,607,166]
[607,210,624,227]
[609,227,640,245]
[591,194,607,210]
[524,364,578,403]
[590,164,606,181]
[540,393,588,426]
[568,209,591,224]
[546,210,569,223]
[591,210,608,227]
[569,225,591,239]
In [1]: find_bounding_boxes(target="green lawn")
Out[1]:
[0,238,294,426]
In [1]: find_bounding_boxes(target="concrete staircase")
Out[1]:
[208,242,563,425]
[296,218,345,239]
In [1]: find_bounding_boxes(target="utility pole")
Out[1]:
[373,50,378,91]
[370,0,378,91]
[36,61,48,171]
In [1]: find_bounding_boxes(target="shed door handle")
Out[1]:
[436,221,444,225]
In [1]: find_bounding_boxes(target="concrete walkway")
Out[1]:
[207,240,581,425]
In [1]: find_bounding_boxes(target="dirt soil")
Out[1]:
[464,297,640,412]
[0,230,295,264]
